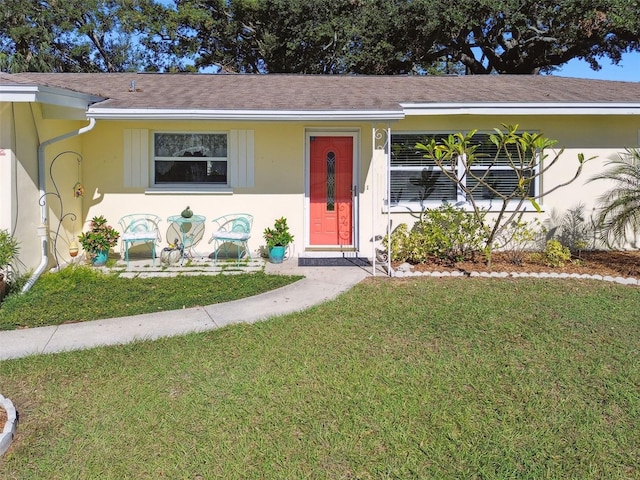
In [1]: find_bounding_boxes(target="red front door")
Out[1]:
[309,136,353,246]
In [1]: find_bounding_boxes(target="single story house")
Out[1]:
[1,73,640,283]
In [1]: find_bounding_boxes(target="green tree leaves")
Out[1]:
[2,0,639,74]
[0,0,161,72]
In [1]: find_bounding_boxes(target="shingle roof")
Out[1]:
[3,73,640,112]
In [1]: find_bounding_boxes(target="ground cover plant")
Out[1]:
[1,277,638,478]
[0,266,300,330]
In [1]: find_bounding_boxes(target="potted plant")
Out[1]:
[78,215,120,266]
[263,217,294,263]
[0,229,19,301]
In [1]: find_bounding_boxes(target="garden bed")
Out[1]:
[396,250,640,278]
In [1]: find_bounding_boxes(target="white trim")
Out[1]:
[0,85,102,110]
[304,129,360,255]
[87,103,640,122]
[144,186,233,195]
[401,102,640,116]
[87,108,404,121]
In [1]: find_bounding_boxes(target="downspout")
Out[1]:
[372,124,376,276]
[385,122,391,276]
[22,118,96,293]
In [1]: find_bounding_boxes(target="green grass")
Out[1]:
[0,277,639,478]
[0,266,300,330]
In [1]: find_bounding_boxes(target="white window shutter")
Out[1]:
[123,129,149,188]
[229,129,254,188]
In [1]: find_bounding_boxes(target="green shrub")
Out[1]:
[0,229,19,272]
[418,204,488,264]
[0,229,20,301]
[384,204,488,265]
[383,223,410,262]
[542,239,571,267]
[495,219,545,265]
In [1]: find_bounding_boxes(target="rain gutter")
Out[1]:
[400,102,640,116]
[87,108,405,121]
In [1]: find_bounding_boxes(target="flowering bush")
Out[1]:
[263,217,294,249]
[78,215,120,257]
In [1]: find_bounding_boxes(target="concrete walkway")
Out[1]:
[0,261,373,361]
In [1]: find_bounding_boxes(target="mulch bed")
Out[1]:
[396,250,640,278]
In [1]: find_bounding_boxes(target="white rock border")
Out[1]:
[391,268,640,285]
[0,393,17,456]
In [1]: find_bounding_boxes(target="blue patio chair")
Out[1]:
[118,214,162,266]
[208,214,253,265]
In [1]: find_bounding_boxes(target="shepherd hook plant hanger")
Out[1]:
[38,151,83,269]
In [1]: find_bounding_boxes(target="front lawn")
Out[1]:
[0,266,300,330]
[1,277,639,478]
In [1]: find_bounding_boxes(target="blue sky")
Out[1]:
[552,51,640,82]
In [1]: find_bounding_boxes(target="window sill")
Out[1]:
[145,186,233,195]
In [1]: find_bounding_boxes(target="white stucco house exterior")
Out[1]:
[1,73,640,283]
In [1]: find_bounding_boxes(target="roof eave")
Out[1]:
[0,85,103,110]
[86,108,405,121]
[401,102,640,115]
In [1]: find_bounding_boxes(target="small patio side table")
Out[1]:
[166,214,206,264]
